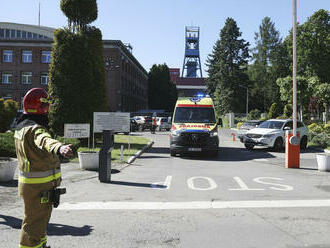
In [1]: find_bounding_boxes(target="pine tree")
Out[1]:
[248,17,286,112]
[49,0,107,135]
[206,18,250,115]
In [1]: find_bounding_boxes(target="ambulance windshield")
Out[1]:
[174,107,216,124]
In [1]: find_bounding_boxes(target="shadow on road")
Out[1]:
[0,179,18,187]
[0,214,93,236]
[180,147,276,162]
[110,180,165,188]
[145,147,170,154]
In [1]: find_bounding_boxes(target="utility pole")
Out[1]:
[38,1,41,26]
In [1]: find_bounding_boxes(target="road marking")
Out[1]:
[229,177,264,191]
[57,199,330,210]
[187,177,218,191]
[253,177,294,191]
[253,159,268,162]
[151,176,172,189]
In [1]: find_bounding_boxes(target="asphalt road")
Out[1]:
[1,129,330,248]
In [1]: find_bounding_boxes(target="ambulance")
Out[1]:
[170,95,219,156]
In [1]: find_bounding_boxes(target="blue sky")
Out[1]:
[2,0,329,75]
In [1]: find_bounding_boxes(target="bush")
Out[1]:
[311,133,330,148]
[324,124,330,133]
[283,104,292,118]
[237,122,244,129]
[308,123,324,133]
[248,109,261,120]
[0,132,16,157]
[0,99,19,132]
[268,103,281,119]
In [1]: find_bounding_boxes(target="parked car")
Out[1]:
[156,117,171,131]
[130,118,138,132]
[238,120,264,142]
[242,119,308,151]
[132,116,151,131]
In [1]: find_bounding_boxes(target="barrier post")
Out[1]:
[285,130,300,168]
[99,130,114,183]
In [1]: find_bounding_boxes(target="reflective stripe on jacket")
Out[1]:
[14,123,63,184]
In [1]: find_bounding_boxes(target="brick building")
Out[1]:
[0,22,148,112]
[169,68,207,97]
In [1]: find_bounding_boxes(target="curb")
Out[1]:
[127,140,155,164]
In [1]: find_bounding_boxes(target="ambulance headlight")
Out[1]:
[171,130,180,137]
[210,131,218,137]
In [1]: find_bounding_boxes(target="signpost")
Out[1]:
[93,112,130,148]
[64,123,90,147]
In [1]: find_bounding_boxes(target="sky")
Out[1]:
[2,0,329,76]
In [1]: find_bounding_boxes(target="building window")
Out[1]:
[17,30,21,38]
[3,50,13,63]
[22,72,32,84]
[2,72,13,84]
[41,51,51,63]
[22,31,26,39]
[10,29,16,38]
[22,50,32,63]
[40,72,49,85]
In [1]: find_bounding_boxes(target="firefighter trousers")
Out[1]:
[19,182,55,248]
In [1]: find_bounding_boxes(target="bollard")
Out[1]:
[285,130,300,168]
[231,133,235,142]
[120,145,124,162]
[99,130,114,183]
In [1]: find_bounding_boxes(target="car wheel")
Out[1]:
[244,144,254,150]
[273,137,284,152]
[300,136,308,150]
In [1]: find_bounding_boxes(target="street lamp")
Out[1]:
[239,85,249,120]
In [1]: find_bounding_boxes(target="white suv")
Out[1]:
[243,119,308,151]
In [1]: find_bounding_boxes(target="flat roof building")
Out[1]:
[0,22,148,112]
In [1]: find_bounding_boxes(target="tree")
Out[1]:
[286,9,330,83]
[248,17,287,112]
[206,18,250,115]
[276,76,312,120]
[0,98,18,132]
[49,0,107,136]
[268,103,281,119]
[148,64,177,112]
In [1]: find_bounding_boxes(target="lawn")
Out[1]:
[73,134,150,163]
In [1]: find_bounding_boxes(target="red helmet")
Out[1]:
[23,88,51,115]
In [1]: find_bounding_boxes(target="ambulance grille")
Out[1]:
[180,132,209,146]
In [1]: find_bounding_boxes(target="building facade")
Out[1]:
[169,68,207,97]
[0,22,148,112]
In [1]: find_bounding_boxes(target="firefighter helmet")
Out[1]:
[23,88,51,114]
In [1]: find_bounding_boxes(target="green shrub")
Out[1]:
[237,122,244,129]
[0,99,19,132]
[268,103,281,119]
[324,124,330,133]
[308,123,324,133]
[283,104,292,118]
[311,133,330,148]
[248,109,261,120]
[0,132,16,157]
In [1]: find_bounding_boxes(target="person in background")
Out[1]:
[13,88,73,248]
[151,112,157,134]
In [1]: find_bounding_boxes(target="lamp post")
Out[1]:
[239,85,249,120]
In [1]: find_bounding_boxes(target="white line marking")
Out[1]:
[253,159,268,162]
[229,177,264,191]
[187,177,218,191]
[56,199,330,211]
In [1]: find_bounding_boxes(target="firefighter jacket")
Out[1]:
[14,119,63,186]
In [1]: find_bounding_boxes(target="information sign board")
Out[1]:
[64,124,90,138]
[93,112,130,133]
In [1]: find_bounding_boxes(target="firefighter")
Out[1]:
[13,88,73,248]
